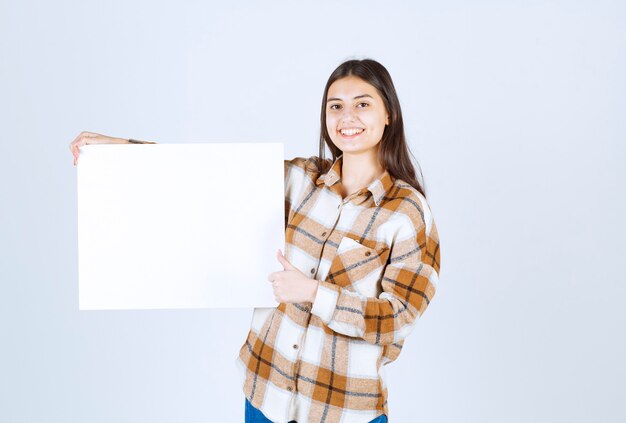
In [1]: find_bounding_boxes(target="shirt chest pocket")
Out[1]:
[327,236,390,297]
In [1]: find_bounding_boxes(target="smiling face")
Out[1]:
[325,75,390,158]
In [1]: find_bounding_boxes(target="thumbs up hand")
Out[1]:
[268,249,319,304]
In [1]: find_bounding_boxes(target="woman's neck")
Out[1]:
[340,151,385,194]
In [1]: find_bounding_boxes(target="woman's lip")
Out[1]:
[338,129,365,139]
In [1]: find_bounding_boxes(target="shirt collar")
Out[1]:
[315,154,394,206]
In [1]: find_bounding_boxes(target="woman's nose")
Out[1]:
[340,108,357,122]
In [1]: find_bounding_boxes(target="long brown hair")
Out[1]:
[314,58,427,198]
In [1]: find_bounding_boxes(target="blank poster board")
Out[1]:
[77,143,282,310]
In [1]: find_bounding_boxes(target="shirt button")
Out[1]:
[310,268,315,274]
[321,231,327,237]
[287,386,293,392]
[293,344,299,350]
[365,251,371,256]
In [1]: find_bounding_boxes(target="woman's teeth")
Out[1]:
[340,128,364,136]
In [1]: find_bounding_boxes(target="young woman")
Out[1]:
[69,58,441,423]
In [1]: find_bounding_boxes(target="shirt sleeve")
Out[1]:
[284,156,327,229]
[284,157,307,229]
[310,199,441,345]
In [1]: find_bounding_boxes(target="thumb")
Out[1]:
[276,249,297,271]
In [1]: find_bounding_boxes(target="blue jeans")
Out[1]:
[245,398,388,422]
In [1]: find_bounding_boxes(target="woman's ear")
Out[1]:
[385,115,390,125]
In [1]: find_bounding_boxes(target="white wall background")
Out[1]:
[1,0,624,422]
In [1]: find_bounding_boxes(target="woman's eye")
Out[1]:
[329,104,341,110]
[357,102,369,108]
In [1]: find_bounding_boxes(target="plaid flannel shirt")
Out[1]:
[237,154,441,423]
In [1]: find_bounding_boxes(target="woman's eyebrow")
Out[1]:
[326,94,374,102]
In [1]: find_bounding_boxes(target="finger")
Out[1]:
[70,131,91,150]
[70,132,84,149]
[272,286,282,302]
[272,286,280,302]
[73,138,87,157]
[71,139,83,155]
[276,249,296,271]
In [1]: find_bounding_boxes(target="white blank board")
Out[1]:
[77,143,283,310]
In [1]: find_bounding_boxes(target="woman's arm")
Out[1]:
[69,131,157,165]
[310,205,441,346]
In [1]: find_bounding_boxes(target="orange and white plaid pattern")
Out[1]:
[236,154,441,423]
